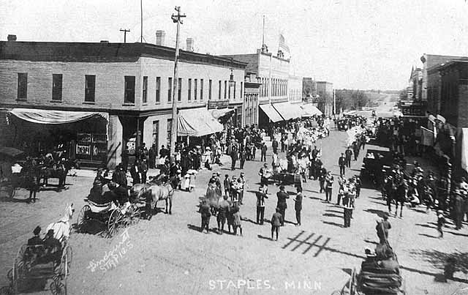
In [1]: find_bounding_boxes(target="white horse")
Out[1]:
[46,203,75,244]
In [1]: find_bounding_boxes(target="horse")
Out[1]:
[46,203,75,244]
[38,161,68,190]
[131,182,174,218]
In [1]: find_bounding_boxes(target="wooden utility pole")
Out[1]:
[169,6,186,159]
[120,29,130,43]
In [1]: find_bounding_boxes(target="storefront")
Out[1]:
[5,108,108,166]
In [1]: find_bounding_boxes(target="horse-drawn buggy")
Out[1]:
[7,241,72,295]
[4,204,75,295]
[333,245,405,295]
[76,199,141,238]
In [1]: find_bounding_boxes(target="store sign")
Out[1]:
[208,99,230,109]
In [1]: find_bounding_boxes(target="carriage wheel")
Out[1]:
[50,277,66,295]
[107,210,124,238]
[125,205,141,226]
[76,205,91,233]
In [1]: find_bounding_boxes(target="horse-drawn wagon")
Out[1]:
[360,149,393,188]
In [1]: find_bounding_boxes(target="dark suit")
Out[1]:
[277,191,289,225]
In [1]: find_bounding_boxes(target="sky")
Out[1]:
[1,0,468,90]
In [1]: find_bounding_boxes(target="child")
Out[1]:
[271,208,282,241]
[437,210,446,238]
[232,206,243,236]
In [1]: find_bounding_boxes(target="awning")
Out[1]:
[210,108,234,120]
[10,108,108,124]
[273,102,303,121]
[301,104,323,116]
[0,146,24,158]
[259,104,283,123]
[178,108,224,137]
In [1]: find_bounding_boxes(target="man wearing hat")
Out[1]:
[256,184,269,224]
[376,213,392,245]
[28,226,43,245]
[276,185,289,226]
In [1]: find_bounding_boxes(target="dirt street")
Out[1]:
[0,129,467,295]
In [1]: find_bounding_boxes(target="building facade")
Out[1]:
[243,73,261,127]
[288,74,303,103]
[0,39,246,168]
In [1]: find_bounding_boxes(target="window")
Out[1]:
[209,80,212,100]
[224,81,227,99]
[233,82,236,99]
[188,78,192,101]
[228,82,231,99]
[178,78,182,101]
[168,77,172,102]
[194,79,198,100]
[155,77,161,103]
[218,80,222,99]
[142,76,148,103]
[17,73,27,100]
[152,120,159,152]
[52,74,63,101]
[240,82,243,99]
[85,75,95,102]
[167,119,173,148]
[124,76,135,104]
[200,79,204,100]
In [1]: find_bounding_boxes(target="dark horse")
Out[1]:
[38,162,68,191]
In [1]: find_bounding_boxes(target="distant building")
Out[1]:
[316,81,333,116]
[407,66,422,100]
[0,37,246,167]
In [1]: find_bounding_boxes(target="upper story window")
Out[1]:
[194,79,198,100]
[188,78,192,101]
[200,79,204,101]
[142,76,148,104]
[218,80,222,100]
[168,77,172,102]
[233,82,236,99]
[178,78,182,101]
[240,82,243,99]
[124,76,135,104]
[156,77,161,103]
[17,73,27,100]
[52,74,63,101]
[224,81,227,99]
[85,75,95,102]
[209,80,212,100]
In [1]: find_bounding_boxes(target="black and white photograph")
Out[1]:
[1,0,468,294]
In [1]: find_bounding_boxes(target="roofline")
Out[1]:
[0,41,248,69]
[427,59,468,74]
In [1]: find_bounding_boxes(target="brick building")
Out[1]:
[0,38,246,167]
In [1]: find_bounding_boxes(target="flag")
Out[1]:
[279,34,290,54]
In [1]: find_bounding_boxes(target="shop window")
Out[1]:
[52,74,63,101]
[17,73,27,100]
[142,76,148,104]
[167,118,172,148]
[85,75,95,102]
[153,120,159,152]
[124,76,135,104]
[168,77,172,102]
[156,77,161,103]
[200,79,204,100]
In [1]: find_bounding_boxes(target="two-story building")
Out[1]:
[0,37,246,168]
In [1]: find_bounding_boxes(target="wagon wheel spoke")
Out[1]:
[107,210,123,238]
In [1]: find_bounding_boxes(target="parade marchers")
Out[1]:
[4,114,468,294]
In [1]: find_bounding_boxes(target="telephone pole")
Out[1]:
[120,29,130,43]
[169,6,186,159]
